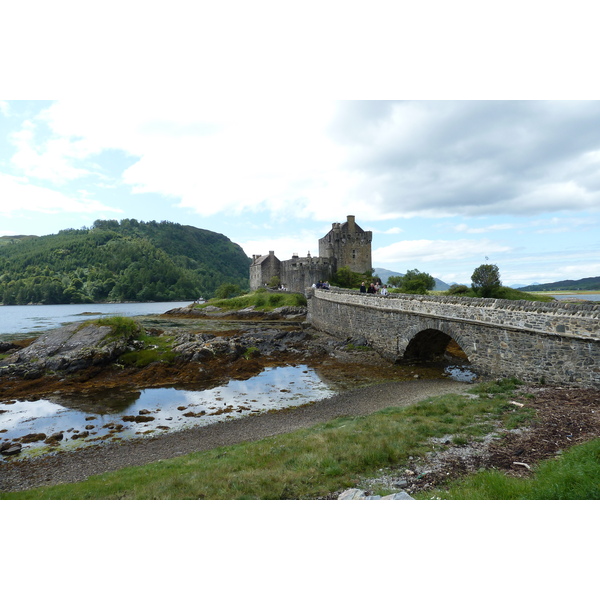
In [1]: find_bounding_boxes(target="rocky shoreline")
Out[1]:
[2,305,599,498]
[0,378,470,492]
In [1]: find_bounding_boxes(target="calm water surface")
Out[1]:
[0,301,192,337]
[0,364,333,459]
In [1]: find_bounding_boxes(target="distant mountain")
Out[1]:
[510,282,541,289]
[0,219,250,304]
[520,276,600,292]
[374,267,450,291]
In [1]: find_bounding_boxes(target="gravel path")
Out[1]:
[0,378,469,493]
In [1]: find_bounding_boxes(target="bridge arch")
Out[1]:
[400,323,471,365]
[403,328,470,364]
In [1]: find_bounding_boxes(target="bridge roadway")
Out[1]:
[307,288,600,388]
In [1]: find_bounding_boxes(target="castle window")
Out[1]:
[352,250,356,259]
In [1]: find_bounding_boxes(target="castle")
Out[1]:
[250,215,372,293]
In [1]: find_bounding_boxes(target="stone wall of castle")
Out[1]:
[250,215,372,293]
[280,256,335,292]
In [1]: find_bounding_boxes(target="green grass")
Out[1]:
[207,291,307,311]
[1,379,547,501]
[118,333,177,367]
[3,377,596,500]
[90,316,142,338]
[422,438,600,500]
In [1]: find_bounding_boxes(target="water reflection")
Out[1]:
[0,365,333,458]
[444,365,477,383]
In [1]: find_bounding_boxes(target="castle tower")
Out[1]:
[318,215,372,274]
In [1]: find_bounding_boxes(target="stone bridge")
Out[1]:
[307,289,600,388]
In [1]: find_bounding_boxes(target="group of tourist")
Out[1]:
[360,281,389,295]
[312,281,331,289]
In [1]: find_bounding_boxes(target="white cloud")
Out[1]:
[373,238,513,265]
[0,172,122,216]
[7,100,600,227]
[239,231,321,261]
[453,223,516,234]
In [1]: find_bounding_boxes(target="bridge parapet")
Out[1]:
[307,288,600,387]
[311,288,600,341]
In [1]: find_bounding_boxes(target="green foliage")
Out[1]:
[0,220,250,305]
[91,316,141,338]
[446,284,470,295]
[395,269,436,294]
[331,266,364,289]
[267,275,281,288]
[214,283,242,299]
[471,263,502,298]
[387,275,404,288]
[118,333,176,367]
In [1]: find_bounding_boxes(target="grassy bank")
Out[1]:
[4,378,597,500]
[201,290,307,311]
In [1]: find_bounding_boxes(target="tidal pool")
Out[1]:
[0,364,333,459]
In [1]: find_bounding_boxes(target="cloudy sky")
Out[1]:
[2,2,599,288]
[2,99,599,287]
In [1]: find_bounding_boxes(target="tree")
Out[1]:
[387,275,404,288]
[214,283,241,299]
[331,266,363,289]
[471,264,501,298]
[396,269,435,294]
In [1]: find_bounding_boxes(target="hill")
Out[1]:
[374,267,450,291]
[520,276,600,292]
[0,235,39,246]
[0,219,250,305]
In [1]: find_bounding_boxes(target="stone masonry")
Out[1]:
[250,216,372,293]
[308,288,600,388]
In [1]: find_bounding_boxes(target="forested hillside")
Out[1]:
[520,276,600,292]
[0,219,250,304]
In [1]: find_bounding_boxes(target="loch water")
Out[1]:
[0,301,192,337]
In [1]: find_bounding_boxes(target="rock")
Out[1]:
[19,433,47,443]
[46,433,64,444]
[122,415,155,423]
[0,443,22,455]
[381,492,415,500]
[0,322,133,376]
[338,488,367,500]
[337,488,415,500]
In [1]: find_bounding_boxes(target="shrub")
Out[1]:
[447,284,470,295]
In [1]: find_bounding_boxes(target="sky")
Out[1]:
[2,99,599,287]
[2,2,599,289]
